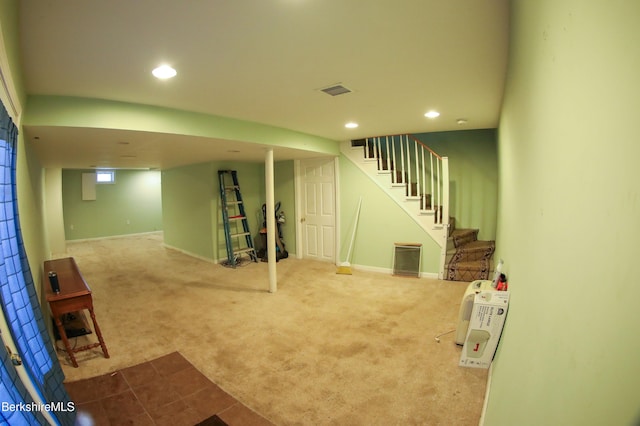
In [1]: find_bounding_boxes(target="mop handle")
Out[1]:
[345,197,363,261]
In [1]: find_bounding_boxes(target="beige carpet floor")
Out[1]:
[53,233,488,425]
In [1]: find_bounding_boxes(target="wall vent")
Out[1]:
[320,84,352,96]
[393,243,422,278]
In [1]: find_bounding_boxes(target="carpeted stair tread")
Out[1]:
[447,239,495,252]
[449,228,478,239]
[447,240,495,262]
[448,228,479,249]
[445,226,495,281]
[449,259,493,270]
[446,258,494,282]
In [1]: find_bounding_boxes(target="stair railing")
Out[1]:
[363,135,449,227]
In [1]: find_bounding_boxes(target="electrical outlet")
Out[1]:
[70,224,74,230]
[126,219,130,225]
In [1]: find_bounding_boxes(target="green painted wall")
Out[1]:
[62,169,162,240]
[486,2,640,425]
[339,154,441,274]
[24,95,339,156]
[338,128,497,275]
[23,94,335,259]
[1,0,47,294]
[55,137,494,271]
[0,0,25,107]
[273,160,296,255]
[161,160,295,262]
[161,162,217,259]
[415,129,498,241]
[211,162,268,260]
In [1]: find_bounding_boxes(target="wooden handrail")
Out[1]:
[408,135,442,160]
[362,134,442,160]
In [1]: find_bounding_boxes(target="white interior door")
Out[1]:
[300,157,336,262]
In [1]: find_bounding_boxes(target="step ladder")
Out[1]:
[218,170,258,267]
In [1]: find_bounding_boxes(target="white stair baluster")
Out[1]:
[390,136,397,183]
[436,157,441,223]
[421,147,426,210]
[414,138,420,198]
[399,135,406,184]
[385,136,391,175]
[430,152,435,212]
[405,135,411,196]
[441,157,449,227]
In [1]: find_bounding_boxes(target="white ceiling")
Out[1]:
[18,0,509,170]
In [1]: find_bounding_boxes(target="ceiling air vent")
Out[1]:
[320,84,352,97]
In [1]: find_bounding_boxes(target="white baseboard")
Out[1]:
[351,263,440,279]
[479,362,493,426]
[65,230,163,244]
[162,243,218,264]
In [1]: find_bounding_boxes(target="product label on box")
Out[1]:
[474,304,507,328]
[459,291,510,369]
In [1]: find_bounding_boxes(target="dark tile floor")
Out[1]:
[65,352,273,426]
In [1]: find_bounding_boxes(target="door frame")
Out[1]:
[294,156,341,264]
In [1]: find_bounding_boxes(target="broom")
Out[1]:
[336,196,362,275]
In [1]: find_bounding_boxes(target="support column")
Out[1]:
[265,149,277,293]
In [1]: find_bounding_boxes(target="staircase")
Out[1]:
[445,222,495,282]
[341,135,495,281]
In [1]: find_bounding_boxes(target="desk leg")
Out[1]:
[88,308,110,359]
[54,316,78,368]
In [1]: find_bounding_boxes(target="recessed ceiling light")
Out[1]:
[152,65,177,79]
[424,111,440,118]
[456,118,468,125]
[345,122,359,129]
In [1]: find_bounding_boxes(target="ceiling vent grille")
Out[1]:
[320,84,352,97]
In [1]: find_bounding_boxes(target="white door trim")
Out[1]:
[333,156,341,266]
[294,160,302,259]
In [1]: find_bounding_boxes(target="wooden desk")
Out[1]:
[44,257,109,367]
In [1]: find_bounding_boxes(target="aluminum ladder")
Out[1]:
[218,170,258,267]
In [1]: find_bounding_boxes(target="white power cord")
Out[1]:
[434,329,455,343]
